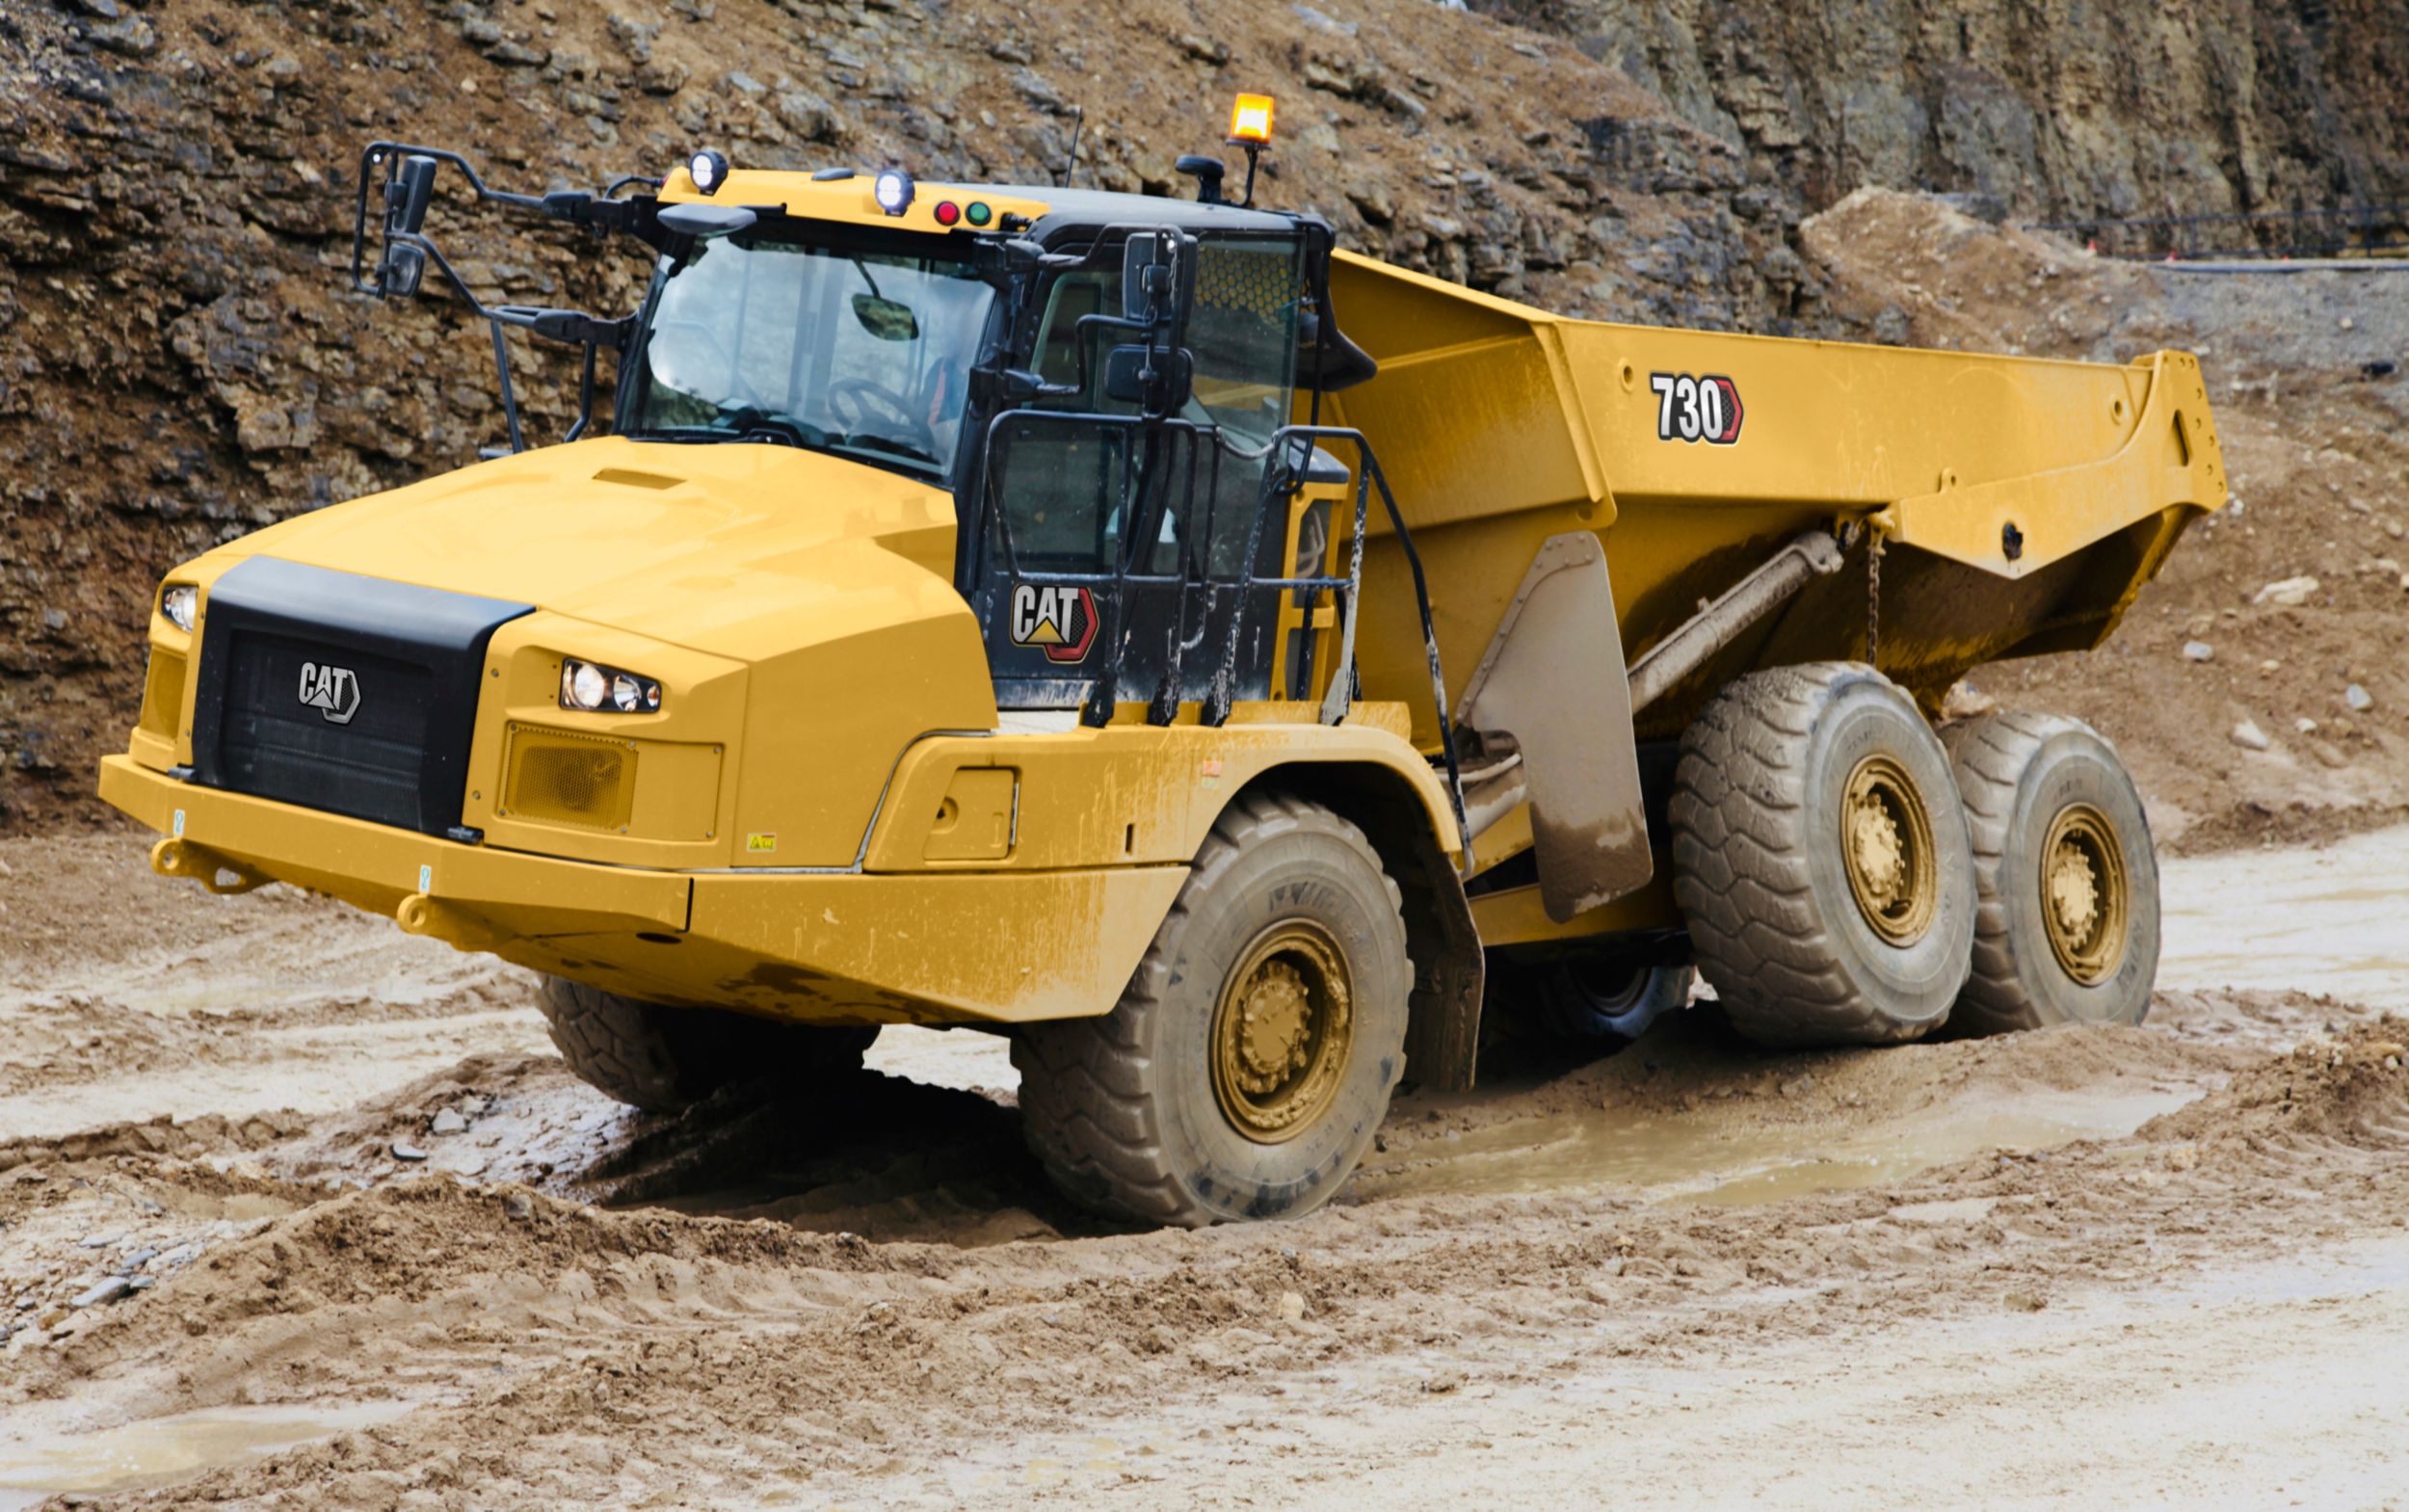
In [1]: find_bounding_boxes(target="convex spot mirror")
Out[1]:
[850,293,920,341]
[1103,343,1193,414]
[656,202,757,240]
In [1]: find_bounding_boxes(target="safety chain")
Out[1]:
[1866,528,1885,670]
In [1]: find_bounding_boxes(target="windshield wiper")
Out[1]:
[826,433,944,476]
[626,420,942,478]
[628,411,827,449]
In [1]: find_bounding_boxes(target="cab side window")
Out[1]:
[990,264,1134,570]
[1184,237,1304,575]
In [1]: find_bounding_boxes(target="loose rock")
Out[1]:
[2253,576,2319,607]
[2231,720,2271,752]
[71,1277,133,1309]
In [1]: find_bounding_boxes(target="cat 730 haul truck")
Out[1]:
[101,96,2226,1224]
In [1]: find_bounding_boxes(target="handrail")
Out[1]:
[972,407,1469,860]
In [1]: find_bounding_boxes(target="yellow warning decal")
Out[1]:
[746,833,778,853]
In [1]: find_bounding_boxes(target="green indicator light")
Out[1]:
[965,201,993,227]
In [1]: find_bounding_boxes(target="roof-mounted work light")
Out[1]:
[688,148,730,196]
[873,168,915,217]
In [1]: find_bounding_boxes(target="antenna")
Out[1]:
[1057,105,1085,189]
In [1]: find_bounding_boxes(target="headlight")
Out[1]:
[873,168,914,216]
[559,656,662,713]
[161,584,199,633]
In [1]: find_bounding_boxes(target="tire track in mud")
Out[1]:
[3,1018,2405,1509]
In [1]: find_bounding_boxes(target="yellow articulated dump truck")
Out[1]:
[102,98,2225,1224]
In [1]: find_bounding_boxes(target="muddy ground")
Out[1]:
[3,826,2406,1509]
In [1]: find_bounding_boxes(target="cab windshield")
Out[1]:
[622,225,994,481]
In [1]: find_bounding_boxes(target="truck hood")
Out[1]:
[214,438,966,656]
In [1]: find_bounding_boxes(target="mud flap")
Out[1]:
[1458,532,1653,922]
[1398,813,1485,1094]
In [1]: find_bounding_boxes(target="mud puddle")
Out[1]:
[1350,1086,2195,1207]
[0,1402,415,1510]
[2158,825,2409,1010]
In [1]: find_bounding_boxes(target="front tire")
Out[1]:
[536,975,877,1113]
[1013,792,1412,1226]
[1942,712,2159,1033]
[1671,662,1976,1047]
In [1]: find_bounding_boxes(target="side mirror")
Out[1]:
[391,154,437,236]
[374,154,439,299]
[1103,342,1192,414]
[1121,233,1174,327]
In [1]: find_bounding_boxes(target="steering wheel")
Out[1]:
[649,318,773,412]
[825,376,937,453]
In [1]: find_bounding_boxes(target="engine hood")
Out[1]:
[211,438,966,657]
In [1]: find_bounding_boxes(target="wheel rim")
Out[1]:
[1840,754,1940,948]
[1210,920,1356,1145]
[2039,802,2129,985]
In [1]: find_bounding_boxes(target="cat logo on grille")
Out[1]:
[297,661,361,725]
[1009,583,1099,664]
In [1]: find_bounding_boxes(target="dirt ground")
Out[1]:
[3,825,2406,1509]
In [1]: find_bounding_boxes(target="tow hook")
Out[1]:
[149,836,271,896]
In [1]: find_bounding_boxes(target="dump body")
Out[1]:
[1323,253,2227,751]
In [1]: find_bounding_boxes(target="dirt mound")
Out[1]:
[2144,1014,2409,1146]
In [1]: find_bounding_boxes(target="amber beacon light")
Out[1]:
[1228,93,1276,145]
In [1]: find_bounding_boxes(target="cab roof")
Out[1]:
[656,163,1314,243]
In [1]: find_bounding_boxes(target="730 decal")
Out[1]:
[1650,372,1744,445]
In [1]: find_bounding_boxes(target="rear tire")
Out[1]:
[536,975,877,1113]
[1013,792,1411,1227]
[1942,712,2159,1033]
[1671,662,1975,1047]
[1538,958,1695,1047]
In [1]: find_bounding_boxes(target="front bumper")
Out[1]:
[99,755,1181,1026]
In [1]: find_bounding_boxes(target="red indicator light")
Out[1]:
[934,199,962,226]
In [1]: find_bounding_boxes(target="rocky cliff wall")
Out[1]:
[1474,0,2409,224]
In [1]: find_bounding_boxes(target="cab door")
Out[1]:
[967,232,1309,721]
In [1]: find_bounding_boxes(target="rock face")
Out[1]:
[0,0,2401,829]
[1472,0,2409,224]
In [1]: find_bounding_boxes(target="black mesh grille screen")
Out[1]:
[217,629,434,829]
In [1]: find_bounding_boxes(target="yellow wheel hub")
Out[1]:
[2039,803,2128,985]
[1210,921,1355,1144]
[1840,754,1939,947]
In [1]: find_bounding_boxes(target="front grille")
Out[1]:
[218,630,434,829]
[188,558,532,836]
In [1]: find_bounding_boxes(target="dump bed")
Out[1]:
[1321,252,2227,744]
